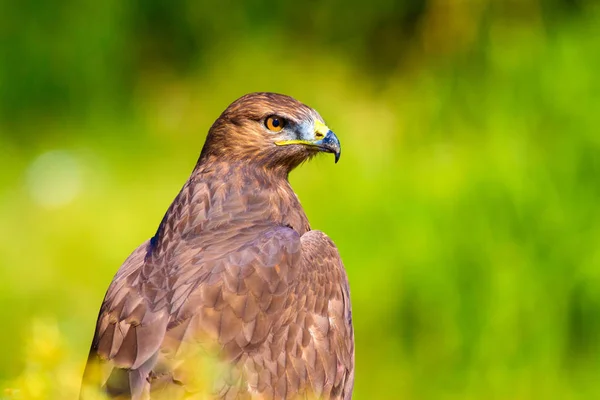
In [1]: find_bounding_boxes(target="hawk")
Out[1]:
[80,92,354,399]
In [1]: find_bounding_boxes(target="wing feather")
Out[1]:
[82,224,353,400]
[297,230,355,399]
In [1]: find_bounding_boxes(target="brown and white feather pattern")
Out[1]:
[81,93,354,400]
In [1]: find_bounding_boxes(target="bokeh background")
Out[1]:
[1,0,600,398]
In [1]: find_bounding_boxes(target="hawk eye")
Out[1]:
[265,116,286,132]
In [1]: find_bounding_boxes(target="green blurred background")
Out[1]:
[1,0,600,398]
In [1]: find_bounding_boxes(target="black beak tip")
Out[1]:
[320,130,341,164]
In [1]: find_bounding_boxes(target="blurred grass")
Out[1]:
[1,1,600,399]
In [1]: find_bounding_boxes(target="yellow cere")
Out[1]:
[314,120,330,139]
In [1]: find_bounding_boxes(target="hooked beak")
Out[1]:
[315,129,341,163]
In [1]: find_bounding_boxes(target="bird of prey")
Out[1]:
[80,93,354,400]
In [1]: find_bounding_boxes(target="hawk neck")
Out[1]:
[150,160,311,254]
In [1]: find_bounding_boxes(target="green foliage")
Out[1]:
[1,1,599,398]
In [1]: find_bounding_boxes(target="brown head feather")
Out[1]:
[198,92,325,176]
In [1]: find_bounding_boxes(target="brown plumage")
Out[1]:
[80,92,354,400]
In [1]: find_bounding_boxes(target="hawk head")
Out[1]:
[199,92,341,173]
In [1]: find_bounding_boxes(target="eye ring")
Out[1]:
[265,116,286,132]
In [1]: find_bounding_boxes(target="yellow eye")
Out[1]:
[265,116,286,132]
